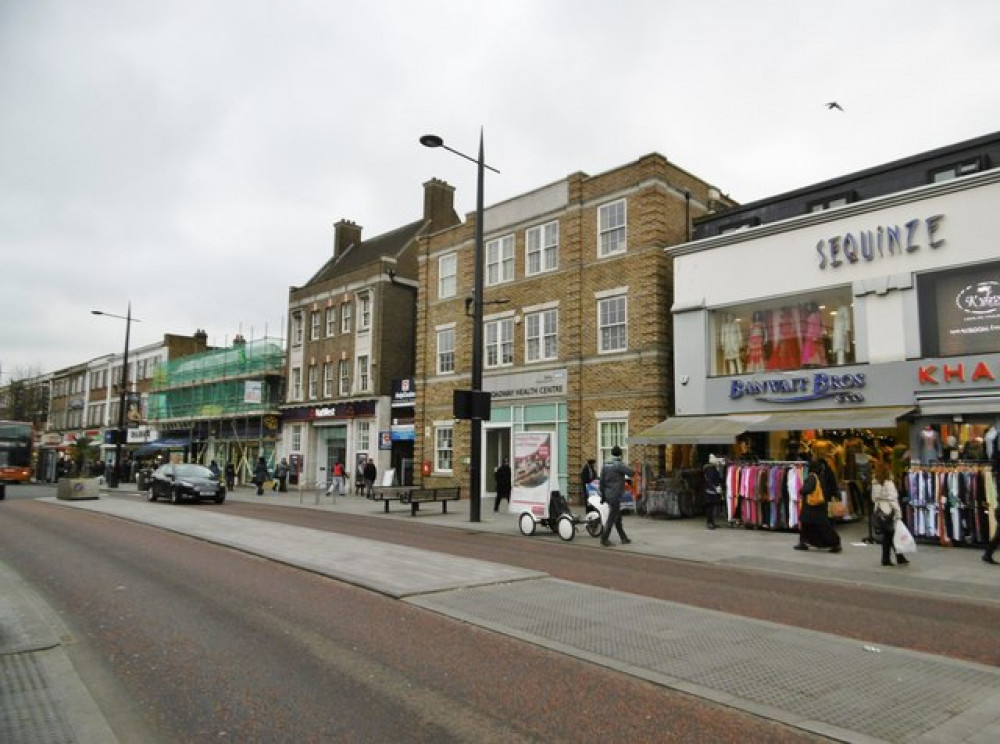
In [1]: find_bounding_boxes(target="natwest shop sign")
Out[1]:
[311,400,376,419]
[918,358,1000,386]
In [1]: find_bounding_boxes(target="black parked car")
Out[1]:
[147,463,226,504]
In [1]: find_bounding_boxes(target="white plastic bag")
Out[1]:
[893,520,917,555]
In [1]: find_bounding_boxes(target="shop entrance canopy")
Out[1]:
[132,438,190,458]
[628,415,768,445]
[628,407,913,446]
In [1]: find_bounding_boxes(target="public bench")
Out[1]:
[401,487,461,516]
[368,486,461,516]
[367,486,414,512]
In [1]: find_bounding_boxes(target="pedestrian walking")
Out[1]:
[871,457,909,566]
[794,458,842,553]
[224,462,236,490]
[208,460,221,480]
[326,460,345,496]
[599,446,634,547]
[579,459,597,506]
[363,458,377,498]
[494,457,512,513]
[272,457,290,492]
[703,454,724,529]
[253,457,269,496]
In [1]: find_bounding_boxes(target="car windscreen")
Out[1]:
[174,464,214,479]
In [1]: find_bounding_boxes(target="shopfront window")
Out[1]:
[710,287,855,376]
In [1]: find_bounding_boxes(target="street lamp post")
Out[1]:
[420,131,499,523]
[92,303,136,488]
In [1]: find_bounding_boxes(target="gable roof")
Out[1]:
[304,218,425,286]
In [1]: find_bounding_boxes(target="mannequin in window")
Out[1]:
[800,302,827,367]
[767,306,801,370]
[745,311,767,372]
[719,314,744,374]
[919,424,942,463]
[985,425,998,460]
[831,304,851,365]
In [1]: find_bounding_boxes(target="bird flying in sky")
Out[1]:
[825,101,844,111]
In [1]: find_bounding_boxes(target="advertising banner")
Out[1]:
[921,263,1000,356]
[510,431,553,517]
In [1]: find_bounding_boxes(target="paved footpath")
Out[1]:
[4,487,1000,743]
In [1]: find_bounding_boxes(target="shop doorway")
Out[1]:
[319,425,347,488]
[485,426,511,496]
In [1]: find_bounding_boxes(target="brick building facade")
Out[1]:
[414,153,733,500]
[280,179,459,488]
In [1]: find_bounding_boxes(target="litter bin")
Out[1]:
[136,468,151,491]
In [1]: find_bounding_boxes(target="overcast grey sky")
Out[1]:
[2,0,998,380]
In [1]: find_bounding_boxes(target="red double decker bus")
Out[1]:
[0,421,33,483]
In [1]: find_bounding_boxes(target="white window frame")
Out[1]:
[598,198,627,257]
[340,302,352,334]
[434,424,454,473]
[525,221,558,275]
[438,253,457,299]
[485,316,514,368]
[597,293,628,353]
[356,420,370,452]
[325,307,337,337]
[323,362,334,397]
[597,416,629,468]
[291,367,302,400]
[291,424,302,452]
[485,234,515,286]
[358,293,371,330]
[310,311,321,341]
[525,307,558,363]
[338,359,350,395]
[308,365,318,399]
[357,354,370,392]
[293,313,304,345]
[437,325,456,374]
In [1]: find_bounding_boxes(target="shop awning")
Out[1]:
[917,396,999,416]
[628,415,769,445]
[132,438,190,458]
[629,406,913,445]
[742,406,914,432]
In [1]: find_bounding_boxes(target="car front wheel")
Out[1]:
[147,490,157,502]
[171,489,183,504]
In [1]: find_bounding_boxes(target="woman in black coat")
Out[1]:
[794,458,842,552]
[703,456,724,529]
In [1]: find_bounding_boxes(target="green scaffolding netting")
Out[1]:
[147,338,284,421]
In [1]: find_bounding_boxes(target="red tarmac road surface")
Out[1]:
[1,498,831,742]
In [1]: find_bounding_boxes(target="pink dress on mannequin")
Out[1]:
[800,309,827,366]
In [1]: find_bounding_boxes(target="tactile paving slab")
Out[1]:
[408,578,1000,743]
[0,653,77,744]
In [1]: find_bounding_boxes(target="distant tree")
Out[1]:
[68,435,93,478]
[2,366,49,424]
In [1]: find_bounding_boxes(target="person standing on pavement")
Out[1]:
[253,457,269,496]
[224,462,236,490]
[272,458,290,492]
[871,457,909,566]
[794,457,842,553]
[580,459,598,506]
[703,455,724,529]
[326,460,345,496]
[599,446,634,547]
[363,457,377,498]
[494,457,512,513]
[208,460,221,481]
